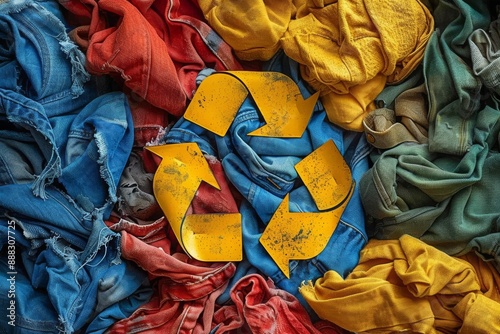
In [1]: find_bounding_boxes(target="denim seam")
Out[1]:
[94,131,117,203]
[13,316,57,331]
[165,128,217,155]
[350,141,372,167]
[17,13,50,98]
[68,129,94,139]
[166,0,235,70]
[337,218,368,243]
[1,90,61,198]
[232,109,260,124]
[47,189,90,227]
[249,168,294,197]
[0,153,15,184]
[35,89,73,106]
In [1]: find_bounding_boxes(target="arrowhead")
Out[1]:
[260,194,342,278]
[260,195,293,278]
[147,143,243,262]
[260,141,355,278]
[248,91,319,137]
[146,143,220,249]
[296,91,320,120]
[147,143,220,190]
[184,71,318,138]
[227,71,318,138]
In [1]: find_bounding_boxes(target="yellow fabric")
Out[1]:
[454,293,500,333]
[319,75,385,131]
[197,0,433,131]
[197,0,302,61]
[459,252,500,302]
[299,235,500,333]
[281,0,434,131]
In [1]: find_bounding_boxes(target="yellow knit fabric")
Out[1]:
[299,235,500,333]
[282,0,434,131]
[197,0,303,61]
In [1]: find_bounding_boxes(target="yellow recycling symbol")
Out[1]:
[148,71,353,278]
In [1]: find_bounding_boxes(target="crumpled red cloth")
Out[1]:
[211,274,324,334]
[105,216,236,333]
[59,0,243,117]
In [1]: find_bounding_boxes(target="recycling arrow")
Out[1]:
[147,71,353,271]
[259,140,354,278]
[147,143,242,261]
[184,71,320,137]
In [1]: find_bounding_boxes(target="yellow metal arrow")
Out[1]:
[182,213,242,261]
[259,140,354,278]
[229,71,320,137]
[184,73,248,137]
[294,139,353,210]
[146,143,242,261]
[184,71,319,137]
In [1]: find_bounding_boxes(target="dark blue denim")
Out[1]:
[0,249,60,333]
[164,51,370,314]
[0,223,152,333]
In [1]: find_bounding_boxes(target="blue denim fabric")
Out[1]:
[0,1,144,331]
[84,281,153,334]
[0,221,152,333]
[164,51,370,314]
[0,0,90,98]
[0,90,134,250]
[30,230,150,333]
[0,0,97,199]
[59,92,135,214]
[0,249,59,333]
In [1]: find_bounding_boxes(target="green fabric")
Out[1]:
[360,95,500,269]
[423,0,492,155]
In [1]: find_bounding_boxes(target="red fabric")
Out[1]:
[105,216,236,333]
[127,94,170,150]
[190,155,241,214]
[87,0,186,115]
[212,274,323,334]
[59,0,243,117]
[314,320,353,334]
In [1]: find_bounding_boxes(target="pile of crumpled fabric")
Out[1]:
[1,0,499,333]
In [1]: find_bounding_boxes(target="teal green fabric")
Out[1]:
[360,94,500,271]
[423,0,492,155]
[374,65,424,111]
